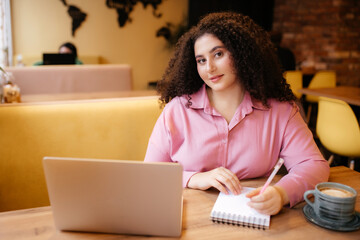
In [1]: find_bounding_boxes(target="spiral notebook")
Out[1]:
[210,187,270,229]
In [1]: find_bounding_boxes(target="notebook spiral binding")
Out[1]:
[210,211,269,230]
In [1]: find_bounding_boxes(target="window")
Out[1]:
[0,0,12,67]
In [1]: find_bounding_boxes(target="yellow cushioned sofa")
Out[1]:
[0,96,162,212]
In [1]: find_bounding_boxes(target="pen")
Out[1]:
[259,158,284,195]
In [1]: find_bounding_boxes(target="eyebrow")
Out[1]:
[195,46,225,58]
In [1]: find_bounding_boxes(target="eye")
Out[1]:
[196,58,206,64]
[214,51,223,57]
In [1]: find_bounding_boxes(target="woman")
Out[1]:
[144,12,329,215]
[58,42,83,64]
[33,42,83,65]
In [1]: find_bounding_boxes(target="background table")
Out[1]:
[298,86,360,106]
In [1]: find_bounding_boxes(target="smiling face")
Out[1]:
[194,33,240,93]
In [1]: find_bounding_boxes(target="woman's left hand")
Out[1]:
[246,186,289,215]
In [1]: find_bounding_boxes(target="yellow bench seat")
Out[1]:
[0,97,162,212]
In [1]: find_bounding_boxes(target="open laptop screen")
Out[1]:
[43,157,183,237]
[43,53,76,65]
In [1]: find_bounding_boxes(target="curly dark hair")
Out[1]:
[157,12,296,107]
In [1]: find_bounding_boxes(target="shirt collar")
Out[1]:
[183,84,268,112]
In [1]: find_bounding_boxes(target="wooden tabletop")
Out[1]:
[0,166,359,239]
[298,86,360,106]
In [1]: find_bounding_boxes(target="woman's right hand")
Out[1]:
[187,167,242,195]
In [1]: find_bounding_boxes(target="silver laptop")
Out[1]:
[43,157,183,237]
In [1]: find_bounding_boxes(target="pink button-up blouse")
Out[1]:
[144,85,330,207]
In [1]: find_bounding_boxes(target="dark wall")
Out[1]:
[188,0,275,31]
[273,0,360,86]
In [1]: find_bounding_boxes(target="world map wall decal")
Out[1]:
[60,0,164,37]
[106,0,163,27]
[60,0,87,37]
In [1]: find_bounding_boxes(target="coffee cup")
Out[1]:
[304,182,357,224]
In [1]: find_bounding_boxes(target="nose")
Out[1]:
[206,59,216,73]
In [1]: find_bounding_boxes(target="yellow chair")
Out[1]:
[316,97,360,169]
[306,71,336,123]
[284,70,303,99]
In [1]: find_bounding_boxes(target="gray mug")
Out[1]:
[304,182,357,224]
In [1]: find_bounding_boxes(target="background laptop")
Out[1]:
[43,157,183,237]
[42,53,75,65]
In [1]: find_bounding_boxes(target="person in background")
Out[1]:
[144,12,329,216]
[33,42,83,65]
[270,31,296,72]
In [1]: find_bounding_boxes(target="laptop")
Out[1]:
[43,53,75,65]
[43,157,183,237]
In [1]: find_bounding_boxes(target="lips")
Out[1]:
[209,74,224,82]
